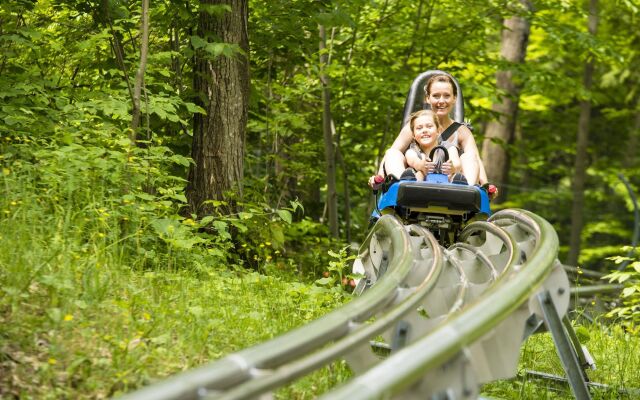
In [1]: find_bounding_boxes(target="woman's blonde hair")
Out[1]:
[409,109,441,133]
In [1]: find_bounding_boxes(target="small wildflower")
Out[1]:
[266,255,272,261]
[10,201,17,206]
[143,312,151,321]
[97,232,105,238]
[265,242,271,246]
[275,250,280,254]
[259,243,265,248]
[64,314,73,321]
[48,358,57,365]
[241,243,247,248]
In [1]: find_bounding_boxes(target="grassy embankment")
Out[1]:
[0,143,350,399]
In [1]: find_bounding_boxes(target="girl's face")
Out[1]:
[413,114,439,147]
[428,81,455,118]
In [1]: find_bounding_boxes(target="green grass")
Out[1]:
[481,321,640,399]
[0,147,351,399]
[0,236,349,398]
[2,143,639,399]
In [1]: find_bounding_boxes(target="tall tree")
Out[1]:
[130,0,150,139]
[567,0,599,266]
[481,0,533,201]
[186,0,250,216]
[319,24,339,237]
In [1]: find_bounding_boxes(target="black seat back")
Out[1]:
[401,70,465,127]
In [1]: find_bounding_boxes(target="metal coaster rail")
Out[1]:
[120,209,593,400]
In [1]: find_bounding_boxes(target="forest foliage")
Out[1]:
[1,0,640,397]
[2,0,639,265]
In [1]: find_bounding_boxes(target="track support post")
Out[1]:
[537,290,591,400]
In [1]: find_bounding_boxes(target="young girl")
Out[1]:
[404,110,461,182]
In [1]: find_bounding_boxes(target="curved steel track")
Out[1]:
[120,209,587,400]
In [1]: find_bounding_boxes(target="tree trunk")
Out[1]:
[481,0,533,202]
[186,0,249,216]
[567,0,598,266]
[130,0,149,138]
[319,24,339,238]
[336,140,351,243]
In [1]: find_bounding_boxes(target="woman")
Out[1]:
[371,74,489,188]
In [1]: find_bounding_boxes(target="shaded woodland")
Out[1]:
[4,0,638,267]
[2,0,640,396]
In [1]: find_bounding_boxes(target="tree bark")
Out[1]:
[130,0,149,138]
[567,0,598,266]
[481,0,533,202]
[319,24,339,238]
[186,0,249,216]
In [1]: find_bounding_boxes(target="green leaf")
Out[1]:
[135,193,155,201]
[169,154,192,167]
[200,216,214,226]
[185,102,206,115]
[315,277,332,286]
[191,35,207,49]
[169,237,206,249]
[276,209,292,224]
[151,218,179,236]
[289,200,304,213]
[269,224,285,247]
[230,219,248,233]
[204,42,226,57]
[622,286,638,298]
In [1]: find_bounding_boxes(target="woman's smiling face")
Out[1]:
[428,80,455,118]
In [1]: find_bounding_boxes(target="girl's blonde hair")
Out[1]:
[409,109,441,133]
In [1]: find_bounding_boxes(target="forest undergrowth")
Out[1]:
[0,137,353,399]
